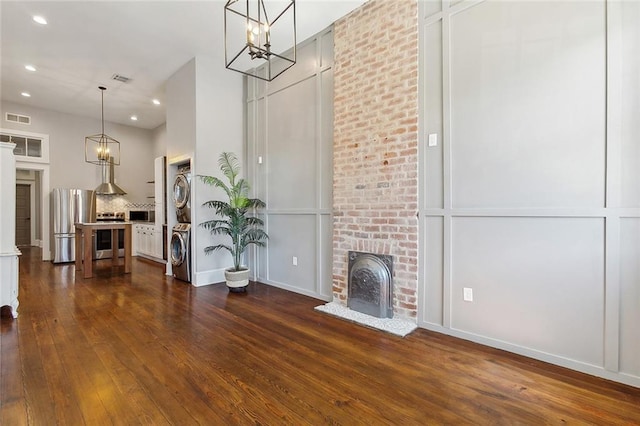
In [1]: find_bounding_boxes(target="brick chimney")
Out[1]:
[332,0,419,320]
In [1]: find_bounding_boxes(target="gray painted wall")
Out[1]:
[165,56,244,285]
[192,56,244,285]
[166,58,196,162]
[2,100,155,261]
[246,29,335,300]
[1,100,155,202]
[151,123,167,160]
[419,0,640,387]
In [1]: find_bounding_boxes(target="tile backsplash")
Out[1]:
[96,195,129,213]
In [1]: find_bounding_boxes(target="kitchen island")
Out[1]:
[75,222,132,278]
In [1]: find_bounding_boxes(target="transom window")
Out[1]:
[0,132,48,163]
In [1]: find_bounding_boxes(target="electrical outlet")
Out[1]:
[292,256,298,266]
[463,287,473,302]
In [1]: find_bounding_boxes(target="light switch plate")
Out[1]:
[463,287,473,302]
[428,133,438,147]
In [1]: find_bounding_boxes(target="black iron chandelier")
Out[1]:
[85,86,120,165]
[224,0,296,81]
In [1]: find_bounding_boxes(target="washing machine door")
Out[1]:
[170,231,187,267]
[173,174,190,209]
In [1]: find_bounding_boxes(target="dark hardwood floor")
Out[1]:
[2,247,640,425]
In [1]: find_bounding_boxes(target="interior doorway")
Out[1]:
[16,183,31,246]
[3,127,51,261]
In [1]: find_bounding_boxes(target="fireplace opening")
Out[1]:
[348,251,393,318]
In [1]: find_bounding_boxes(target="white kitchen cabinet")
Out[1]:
[141,225,150,255]
[133,223,164,262]
[132,224,141,256]
[138,224,151,257]
[152,225,163,259]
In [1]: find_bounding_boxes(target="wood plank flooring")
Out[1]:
[2,247,640,425]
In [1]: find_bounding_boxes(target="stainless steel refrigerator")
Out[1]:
[52,188,96,263]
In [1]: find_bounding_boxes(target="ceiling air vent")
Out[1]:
[111,73,132,83]
[5,112,31,125]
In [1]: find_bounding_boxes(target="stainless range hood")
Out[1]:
[95,159,126,195]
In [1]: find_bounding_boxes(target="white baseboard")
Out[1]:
[136,253,166,264]
[257,277,331,302]
[419,321,640,389]
[193,267,226,287]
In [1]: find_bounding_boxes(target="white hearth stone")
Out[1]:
[315,302,417,337]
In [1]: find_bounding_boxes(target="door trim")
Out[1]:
[3,127,51,261]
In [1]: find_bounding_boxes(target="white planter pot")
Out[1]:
[224,268,249,292]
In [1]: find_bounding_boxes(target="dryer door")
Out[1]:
[173,174,190,209]
[170,231,187,266]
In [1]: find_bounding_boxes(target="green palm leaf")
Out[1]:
[198,152,268,273]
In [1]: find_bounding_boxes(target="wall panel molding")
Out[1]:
[418,0,639,388]
[246,28,335,300]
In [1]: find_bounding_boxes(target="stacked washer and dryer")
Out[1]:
[171,164,192,282]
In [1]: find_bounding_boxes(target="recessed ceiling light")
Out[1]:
[130,115,138,121]
[32,15,47,25]
[152,99,161,106]
[21,92,31,97]
[25,65,36,72]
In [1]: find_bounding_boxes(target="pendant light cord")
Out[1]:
[99,86,106,135]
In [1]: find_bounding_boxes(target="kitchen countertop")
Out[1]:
[77,221,133,226]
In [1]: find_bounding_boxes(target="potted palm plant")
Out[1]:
[199,152,268,292]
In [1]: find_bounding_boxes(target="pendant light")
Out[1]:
[224,0,296,81]
[85,86,120,165]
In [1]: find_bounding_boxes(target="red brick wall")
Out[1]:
[333,0,419,320]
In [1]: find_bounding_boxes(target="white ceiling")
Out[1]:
[0,1,367,130]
